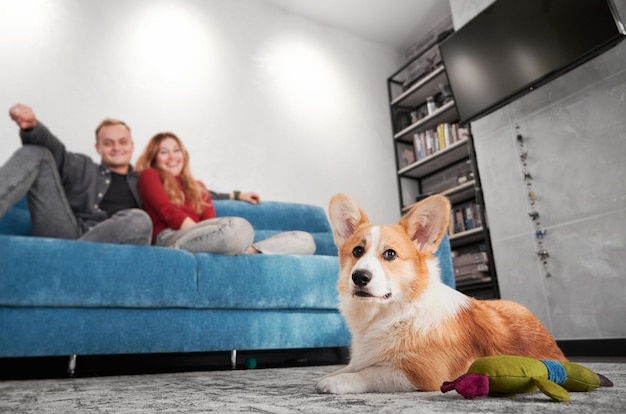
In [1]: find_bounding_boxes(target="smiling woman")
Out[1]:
[154,136,184,176]
[134,131,316,256]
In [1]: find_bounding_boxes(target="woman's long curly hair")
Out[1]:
[136,132,209,214]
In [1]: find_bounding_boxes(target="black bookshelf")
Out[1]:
[387,38,499,299]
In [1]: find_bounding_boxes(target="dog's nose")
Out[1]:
[352,269,372,287]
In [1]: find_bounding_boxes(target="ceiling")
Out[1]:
[259,0,452,51]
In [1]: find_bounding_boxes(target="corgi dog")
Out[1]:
[316,194,566,394]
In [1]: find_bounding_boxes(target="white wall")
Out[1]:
[0,0,403,224]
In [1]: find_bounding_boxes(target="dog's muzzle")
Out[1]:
[351,269,392,300]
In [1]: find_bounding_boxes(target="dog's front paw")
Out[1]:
[316,373,365,394]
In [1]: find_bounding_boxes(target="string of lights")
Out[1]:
[515,126,551,278]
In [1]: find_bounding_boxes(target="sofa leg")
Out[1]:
[67,354,77,377]
[230,350,237,369]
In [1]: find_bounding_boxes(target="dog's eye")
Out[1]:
[352,246,364,258]
[382,249,396,261]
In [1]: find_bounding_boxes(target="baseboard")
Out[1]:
[3,341,623,380]
[558,338,626,357]
[0,347,351,380]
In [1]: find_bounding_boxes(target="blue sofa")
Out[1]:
[0,198,454,363]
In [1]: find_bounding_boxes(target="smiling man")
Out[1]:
[0,103,152,245]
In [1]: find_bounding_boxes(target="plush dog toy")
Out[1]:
[441,355,613,402]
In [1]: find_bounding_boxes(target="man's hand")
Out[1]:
[9,103,37,130]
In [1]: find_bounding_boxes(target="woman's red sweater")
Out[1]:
[138,167,216,242]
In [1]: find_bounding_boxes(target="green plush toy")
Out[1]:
[440,355,613,402]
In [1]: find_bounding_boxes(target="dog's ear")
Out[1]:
[328,194,370,248]
[399,195,451,255]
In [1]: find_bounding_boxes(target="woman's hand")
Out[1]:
[238,192,261,204]
[180,217,197,229]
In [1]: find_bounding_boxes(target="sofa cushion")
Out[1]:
[0,236,198,308]
[195,254,340,310]
[0,235,340,311]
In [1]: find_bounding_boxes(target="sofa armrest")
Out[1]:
[436,233,455,289]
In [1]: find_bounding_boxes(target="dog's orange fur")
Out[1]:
[390,300,567,390]
[326,193,566,392]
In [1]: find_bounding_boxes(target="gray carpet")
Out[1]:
[1,363,624,413]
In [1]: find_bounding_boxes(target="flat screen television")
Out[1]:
[439,0,626,124]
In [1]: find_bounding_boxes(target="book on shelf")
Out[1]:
[465,203,474,230]
[437,124,446,151]
[452,250,491,287]
[473,202,483,228]
[455,273,492,286]
[449,201,483,236]
[454,262,489,277]
[444,123,453,147]
[413,133,424,160]
[412,123,466,162]
[452,207,466,234]
[452,251,489,267]
[418,158,473,194]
